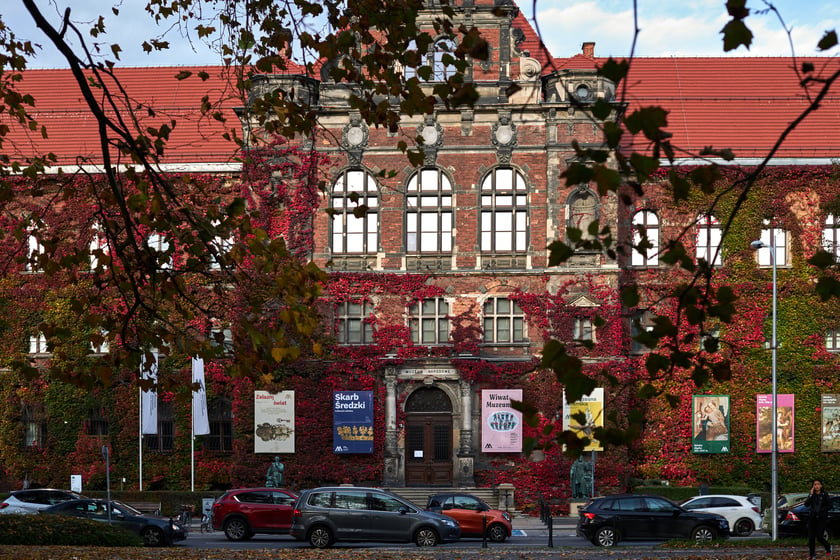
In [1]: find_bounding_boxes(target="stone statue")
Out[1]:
[570,457,592,499]
[266,456,285,488]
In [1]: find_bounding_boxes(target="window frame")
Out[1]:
[337,300,375,345]
[408,297,451,345]
[631,210,659,266]
[22,403,47,449]
[204,397,233,453]
[479,167,529,254]
[482,297,526,344]
[330,169,380,255]
[142,400,174,453]
[696,213,722,266]
[406,168,453,254]
[758,219,787,266]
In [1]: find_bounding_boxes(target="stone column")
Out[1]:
[383,370,401,486]
[456,380,475,486]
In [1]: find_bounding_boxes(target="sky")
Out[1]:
[5,0,839,68]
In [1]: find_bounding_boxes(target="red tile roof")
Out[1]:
[6,55,840,169]
[4,66,243,168]
[581,56,840,162]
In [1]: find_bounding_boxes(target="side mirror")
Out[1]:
[398,506,409,515]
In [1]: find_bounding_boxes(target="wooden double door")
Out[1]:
[404,412,453,486]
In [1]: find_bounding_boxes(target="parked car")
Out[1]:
[761,492,809,533]
[212,487,298,541]
[680,494,762,536]
[777,494,840,539]
[0,489,84,514]
[576,494,730,547]
[291,486,460,548]
[426,492,511,542]
[40,498,186,546]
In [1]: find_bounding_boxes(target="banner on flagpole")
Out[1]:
[192,357,210,436]
[140,351,158,435]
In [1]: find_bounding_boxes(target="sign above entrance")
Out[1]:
[398,367,458,379]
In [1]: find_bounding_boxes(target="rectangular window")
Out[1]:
[338,301,374,345]
[574,317,593,341]
[409,298,450,345]
[483,298,525,344]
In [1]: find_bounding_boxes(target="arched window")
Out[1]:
[823,214,840,260]
[205,398,233,452]
[25,231,44,272]
[480,167,528,253]
[631,210,659,266]
[406,168,452,253]
[330,169,379,254]
[696,214,722,266]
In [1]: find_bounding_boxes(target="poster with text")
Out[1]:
[757,393,794,453]
[254,391,295,454]
[692,395,731,454]
[562,388,604,451]
[481,389,523,453]
[333,391,374,454]
[821,394,840,452]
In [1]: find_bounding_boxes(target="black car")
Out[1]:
[40,498,187,546]
[778,494,840,538]
[577,494,730,547]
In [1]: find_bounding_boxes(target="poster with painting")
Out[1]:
[756,394,794,453]
[692,395,730,454]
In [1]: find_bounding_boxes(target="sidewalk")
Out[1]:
[511,514,578,536]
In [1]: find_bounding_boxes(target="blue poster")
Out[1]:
[333,391,374,454]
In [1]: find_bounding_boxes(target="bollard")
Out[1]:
[547,514,554,547]
[482,514,488,548]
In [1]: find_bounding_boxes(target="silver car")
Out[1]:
[0,489,83,514]
[290,486,460,548]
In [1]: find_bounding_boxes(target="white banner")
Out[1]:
[140,351,158,435]
[192,357,210,435]
[255,391,295,453]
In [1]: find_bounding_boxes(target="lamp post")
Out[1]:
[750,239,777,541]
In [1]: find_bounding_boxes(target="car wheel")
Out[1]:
[223,517,250,541]
[308,526,334,548]
[414,527,439,547]
[487,523,507,542]
[140,527,164,547]
[733,518,754,536]
[594,526,618,547]
[691,525,717,543]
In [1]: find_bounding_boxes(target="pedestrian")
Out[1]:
[805,479,832,559]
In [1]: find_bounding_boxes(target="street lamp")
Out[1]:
[750,239,777,541]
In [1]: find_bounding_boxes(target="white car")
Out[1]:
[680,495,762,536]
[0,489,83,514]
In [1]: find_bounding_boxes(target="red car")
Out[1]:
[212,487,298,541]
[426,493,512,542]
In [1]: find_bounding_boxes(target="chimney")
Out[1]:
[582,42,595,58]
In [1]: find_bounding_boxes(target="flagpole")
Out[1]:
[139,386,143,492]
[191,392,195,492]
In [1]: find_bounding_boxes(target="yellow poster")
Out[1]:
[563,388,604,451]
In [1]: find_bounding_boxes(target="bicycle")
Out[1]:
[200,512,213,533]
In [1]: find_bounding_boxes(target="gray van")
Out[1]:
[290,486,461,548]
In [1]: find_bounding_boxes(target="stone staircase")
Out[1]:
[384,487,509,512]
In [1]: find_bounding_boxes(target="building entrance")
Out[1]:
[404,387,453,486]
